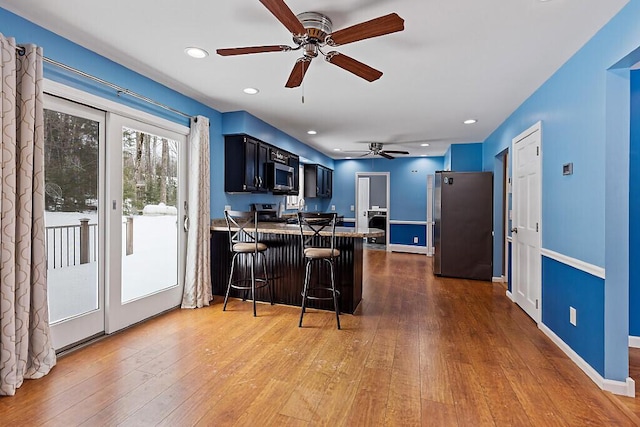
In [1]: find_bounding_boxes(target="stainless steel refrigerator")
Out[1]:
[433,171,493,280]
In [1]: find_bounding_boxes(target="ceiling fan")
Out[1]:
[216,0,405,88]
[353,142,410,159]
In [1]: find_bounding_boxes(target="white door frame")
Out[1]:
[511,121,543,323]
[355,172,390,248]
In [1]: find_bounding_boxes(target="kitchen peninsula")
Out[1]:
[210,220,384,314]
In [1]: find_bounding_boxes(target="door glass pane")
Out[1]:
[44,109,99,323]
[121,127,179,303]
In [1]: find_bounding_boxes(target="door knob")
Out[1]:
[511,228,518,233]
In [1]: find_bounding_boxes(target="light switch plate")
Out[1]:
[570,306,577,326]
[331,205,336,211]
[350,205,355,211]
[224,205,231,211]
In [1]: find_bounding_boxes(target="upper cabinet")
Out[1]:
[304,164,333,198]
[224,134,299,194]
[225,135,268,193]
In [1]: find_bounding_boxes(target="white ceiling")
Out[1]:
[0,0,628,158]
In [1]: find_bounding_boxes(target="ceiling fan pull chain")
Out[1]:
[301,78,305,104]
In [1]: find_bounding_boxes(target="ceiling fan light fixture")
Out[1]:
[184,47,209,59]
[464,119,478,124]
[243,87,259,95]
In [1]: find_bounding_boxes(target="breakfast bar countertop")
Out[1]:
[210,219,384,238]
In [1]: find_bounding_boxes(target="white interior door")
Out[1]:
[356,177,370,230]
[512,123,542,322]
[106,114,187,333]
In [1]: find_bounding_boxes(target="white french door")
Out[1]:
[45,89,188,348]
[512,122,542,323]
[106,114,187,333]
[45,95,106,350]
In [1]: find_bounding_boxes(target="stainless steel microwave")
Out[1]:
[266,162,294,192]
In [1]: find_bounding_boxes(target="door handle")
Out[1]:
[511,227,518,233]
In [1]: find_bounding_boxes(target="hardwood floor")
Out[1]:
[2,250,638,426]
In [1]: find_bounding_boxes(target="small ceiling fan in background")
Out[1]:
[345,142,410,159]
[216,0,405,88]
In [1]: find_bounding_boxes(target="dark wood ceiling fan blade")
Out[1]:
[259,0,306,35]
[328,13,404,46]
[216,45,290,56]
[382,150,410,155]
[378,151,395,160]
[326,52,382,82]
[285,58,311,88]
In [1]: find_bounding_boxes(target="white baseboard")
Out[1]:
[506,290,514,302]
[539,323,635,397]
[492,276,505,283]
[629,336,640,348]
[388,244,428,255]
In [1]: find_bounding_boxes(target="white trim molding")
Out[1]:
[506,290,514,302]
[492,276,505,283]
[506,236,512,243]
[540,323,635,397]
[629,336,640,348]
[540,248,605,279]
[388,244,428,255]
[388,220,429,225]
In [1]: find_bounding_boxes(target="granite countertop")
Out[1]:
[210,219,384,238]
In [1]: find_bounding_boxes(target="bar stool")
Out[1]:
[297,212,341,329]
[223,210,274,316]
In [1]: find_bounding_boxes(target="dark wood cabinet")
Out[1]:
[225,135,268,193]
[304,164,333,198]
[288,155,300,195]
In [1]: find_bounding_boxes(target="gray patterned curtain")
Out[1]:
[0,34,56,396]
[181,116,212,308]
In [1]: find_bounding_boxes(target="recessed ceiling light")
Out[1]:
[184,47,209,59]
[463,119,478,124]
[421,154,428,157]
[307,130,317,135]
[421,143,430,147]
[333,148,341,151]
[243,87,259,95]
[345,157,352,159]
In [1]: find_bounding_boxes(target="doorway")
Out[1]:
[44,91,188,350]
[356,172,390,250]
[511,122,542,323]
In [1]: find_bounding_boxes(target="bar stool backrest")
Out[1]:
[297,212,337,254]
[224,210,259,252]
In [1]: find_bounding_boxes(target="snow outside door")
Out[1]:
[512,123,542,323]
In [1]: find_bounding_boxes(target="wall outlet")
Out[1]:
[413,236,419,244]
[331,205,336,211]
[570,306,577,326]
[350,205,355,211]
[224,205,231,211]
[314,204,318,211]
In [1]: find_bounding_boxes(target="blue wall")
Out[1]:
[333,157,444,220]
[449,143,483,172]
[332,157,443,246]
[630,70,640,336]
[483,1,640,381]
[542,257,605,375]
